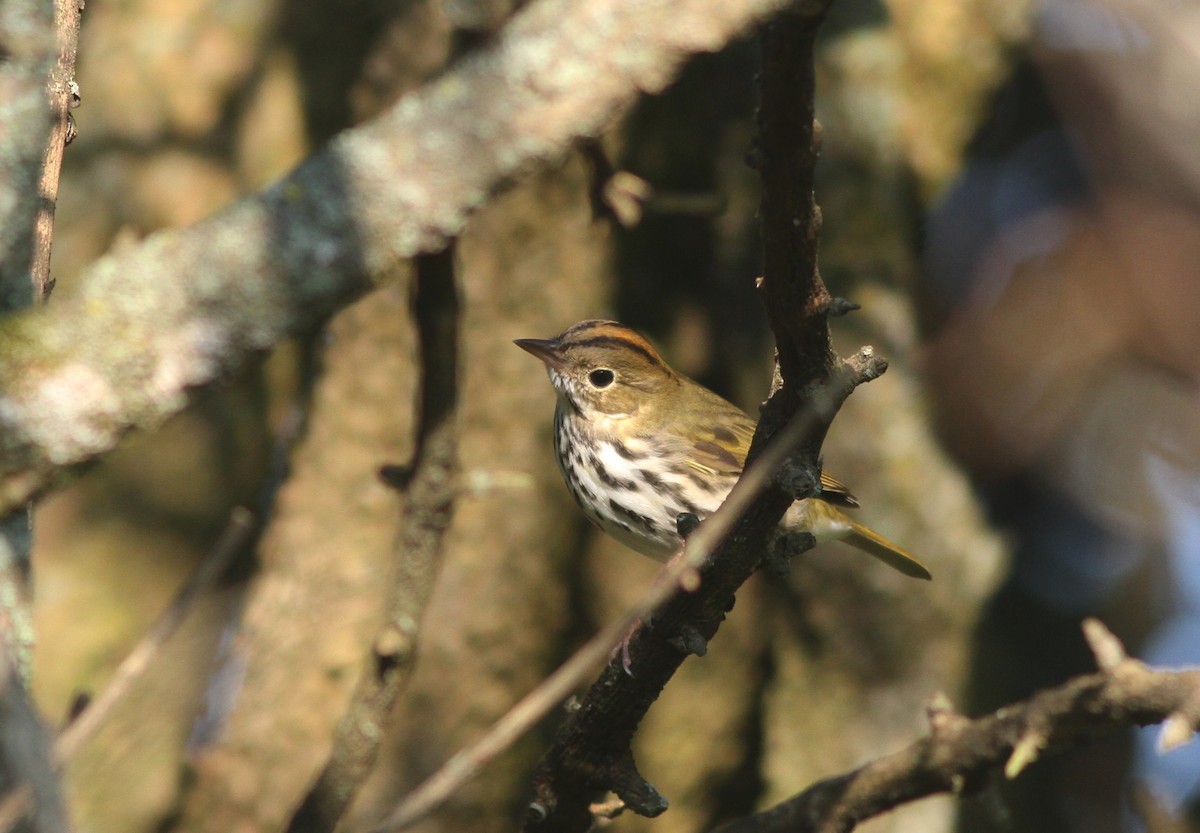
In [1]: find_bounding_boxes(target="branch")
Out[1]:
[519,5,847,831]
[0,0,800,517]
[0,0,61,687]
[0,657,65,833]
[0,0,55,312]
[754,2,836,443]
[30,0,84,303]
[0,509,255,833]
[284,245,461,833]
[520,354,883,833]
[709,620,1200,833]
[371,349,885,833]
[54,509,255,764]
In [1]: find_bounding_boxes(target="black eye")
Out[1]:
[588,369,615,388]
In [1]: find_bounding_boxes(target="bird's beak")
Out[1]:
[514,337,566,370]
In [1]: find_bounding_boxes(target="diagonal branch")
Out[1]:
[709,620,1200,833]
[520,5,842,831]
[0,509,255,833]
[0,0,802,517]
[53,509,255,764]
[374,348,885,833]
[522,354,883,833]
[284,245,461,833]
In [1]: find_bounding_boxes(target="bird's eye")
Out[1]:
[588,369,615,388]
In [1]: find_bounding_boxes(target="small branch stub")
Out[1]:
[668,626,708,657]
[1005,729,1047,779]
[1157,712,1196,753]
[611,758,668,818]
[1083,617,1128,672]
[826,296,860,317]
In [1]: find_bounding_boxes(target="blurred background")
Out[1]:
[26,0,1199,831]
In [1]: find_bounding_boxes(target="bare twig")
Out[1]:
[31,0,84,303]
[580,139,653,227]
[374,349,885,833]
[0,509,255,833]
[709,620,1200,833]
[55,509,255,763]
[285,245,461,833]
[0,0,802,517]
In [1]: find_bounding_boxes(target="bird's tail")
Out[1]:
[785,500,932,580]
[842,519,932,580]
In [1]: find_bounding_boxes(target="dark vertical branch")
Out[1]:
[753,3,837,463]
[285,246,461,833]
[521,6,864,833]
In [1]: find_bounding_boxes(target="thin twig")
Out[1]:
[373,352,884,833]
[286,244,461,833]
[55,509,255,762]
[709,620,1200,833]
[0,509,255,833]
[30,0,83,303]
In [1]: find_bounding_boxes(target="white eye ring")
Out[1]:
[588,369,615,388]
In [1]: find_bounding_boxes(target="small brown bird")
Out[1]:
[515,320,931,580]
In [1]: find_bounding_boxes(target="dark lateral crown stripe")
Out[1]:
[570,335,662,367]
[564,320,660,356]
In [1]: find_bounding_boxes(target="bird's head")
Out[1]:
[515,320,680,419]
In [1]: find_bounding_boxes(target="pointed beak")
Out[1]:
[514,337,566,370]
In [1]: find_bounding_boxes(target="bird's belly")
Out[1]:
[554,424,727,561]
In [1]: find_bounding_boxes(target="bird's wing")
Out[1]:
[670,391,860,507]
[683,410,859,507]
[817,471,859,507]
[683,411,756,477]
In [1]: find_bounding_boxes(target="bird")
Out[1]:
[514,320,931,580]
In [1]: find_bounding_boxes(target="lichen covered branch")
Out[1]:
[0,0,800,516]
